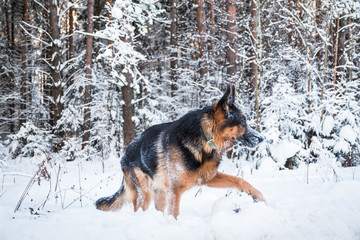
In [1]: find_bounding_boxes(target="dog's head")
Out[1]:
[209,84,264,151]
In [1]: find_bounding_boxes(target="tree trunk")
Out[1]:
[249,0,258,93]
[347,13,353,82]
[315,0,322,26]
[120,12,136,150]
[196,0,206,78]
[287,0,294,46]
[226,0,236,78]
[170,0,178,94]
[41,1,52,129]
[320,0,334,121]
[20,0,29,128]
[121,71,136,150]
[68,0,74,60]
[292,0,303,90]
[49,0,62,129]
[296,0,303,49]
[337,16,346,73]
[11,1,15,50]
[249,0,260,130]
[94,0,107,31]
[5,0,11,47]
[308,6,315,115]
[333,12,340,86]
[83,0,94,148]
[208,0,215,77]
[67,0,75,92]
[315,0,322,60]
[106,0,114,55]
[5,0,15,133]
[106,0,117,146]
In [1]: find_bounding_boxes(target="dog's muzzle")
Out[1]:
[237,127,264,148]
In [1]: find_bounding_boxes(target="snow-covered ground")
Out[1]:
[1,155,360,240]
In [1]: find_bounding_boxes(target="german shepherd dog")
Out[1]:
[96,84,266,218]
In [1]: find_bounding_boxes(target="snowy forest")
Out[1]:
[0,0,359,168]
[1,0,360,239]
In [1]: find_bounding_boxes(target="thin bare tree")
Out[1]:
[226,0,236,78]
[49,0,62,128]
[20,0,29,128]
[83,0,94,148]
[196,0,207,78]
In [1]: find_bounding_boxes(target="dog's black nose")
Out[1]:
[258,135,264,143]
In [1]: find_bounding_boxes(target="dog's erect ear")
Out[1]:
[218,84,235,111]
[228,84,235,107]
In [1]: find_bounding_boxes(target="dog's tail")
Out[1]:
[95,177,126,211]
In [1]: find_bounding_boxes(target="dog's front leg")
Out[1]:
[205,172,266,202]
[167,186,186,218]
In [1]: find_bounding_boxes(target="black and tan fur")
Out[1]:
[96,84,266,218]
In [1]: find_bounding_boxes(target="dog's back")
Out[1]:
[121,122,171,178]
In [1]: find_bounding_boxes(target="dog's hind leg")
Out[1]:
[128,170,144,212]
[153,188,167,213]
[133,168,152,211]
[151,166,169,213]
